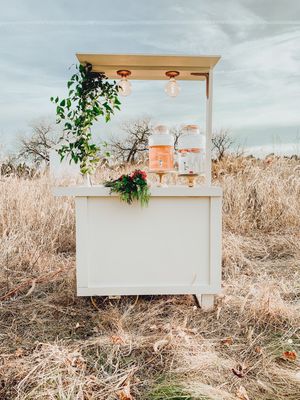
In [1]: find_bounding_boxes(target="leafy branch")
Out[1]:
[51,63,121,175]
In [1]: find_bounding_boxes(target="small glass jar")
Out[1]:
[149,125,174,172]
[178,125,205,175]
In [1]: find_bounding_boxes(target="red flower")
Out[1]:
[131,170,147,180]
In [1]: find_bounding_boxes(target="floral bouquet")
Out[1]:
[104,170,151,206]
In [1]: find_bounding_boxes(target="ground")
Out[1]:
[0,156,299,400]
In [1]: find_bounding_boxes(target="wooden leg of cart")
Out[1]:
[195,294,215,311]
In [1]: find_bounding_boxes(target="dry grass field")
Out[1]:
[0,156,299,399]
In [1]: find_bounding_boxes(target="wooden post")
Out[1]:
[75,197,89,289]
[198,294,215,311]
[205,68,213,185]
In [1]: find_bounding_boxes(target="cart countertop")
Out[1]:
[53,185,222,197]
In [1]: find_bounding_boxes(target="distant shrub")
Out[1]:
[0,161,37,178]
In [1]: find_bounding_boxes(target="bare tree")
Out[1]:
[211,129,234,161]
[110,118,151,164]
[18,121,60,165]
[170,126,185,150]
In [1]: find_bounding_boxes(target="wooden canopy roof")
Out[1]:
[76,53,221,81]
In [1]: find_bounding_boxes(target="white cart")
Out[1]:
[54,54,222,310]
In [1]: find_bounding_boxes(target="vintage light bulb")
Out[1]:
[119,77,132,96]
[117,70,132,97]
[165,71,180,97]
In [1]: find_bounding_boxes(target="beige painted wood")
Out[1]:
[57,52,223,306]
[75,197,89,288]
[76,53,220,80]
[195,196,222,310]
[209,197,222,289]
[53,191,223,299]
[205,67,213,185]
[53,185,222,198]
[196,294,215,311]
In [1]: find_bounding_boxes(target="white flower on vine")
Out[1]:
[68,136,78,144]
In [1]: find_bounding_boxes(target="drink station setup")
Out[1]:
[54,54,222,310]
[148,123,206,187]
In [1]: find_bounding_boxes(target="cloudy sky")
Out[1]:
[1,0,300,155]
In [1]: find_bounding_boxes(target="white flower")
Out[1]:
[68,136,78,144]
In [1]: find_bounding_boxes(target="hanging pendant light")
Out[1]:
[165,71,180,97]
[117,70,132,96]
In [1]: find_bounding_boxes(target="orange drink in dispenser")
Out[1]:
[149,125,174,172]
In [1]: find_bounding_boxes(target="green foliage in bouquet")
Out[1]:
[104,170,151,207]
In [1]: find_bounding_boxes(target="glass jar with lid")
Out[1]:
[149,125,174,172]
[178,125,205,176]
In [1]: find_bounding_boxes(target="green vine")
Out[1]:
[51,64,121,175]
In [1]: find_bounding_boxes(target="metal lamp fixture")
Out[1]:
[116,69,181,97]
[165,71,180,97]
[117,69,132,96]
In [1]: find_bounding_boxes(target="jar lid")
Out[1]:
[183,124,199,134]
[149,125,174,146]
[153,125,169,134]
[178,124,205,150]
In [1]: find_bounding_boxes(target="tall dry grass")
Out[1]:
[0,156,299,399]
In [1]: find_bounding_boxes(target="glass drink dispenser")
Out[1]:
[178,125,205,176]
[149,125,174,172]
